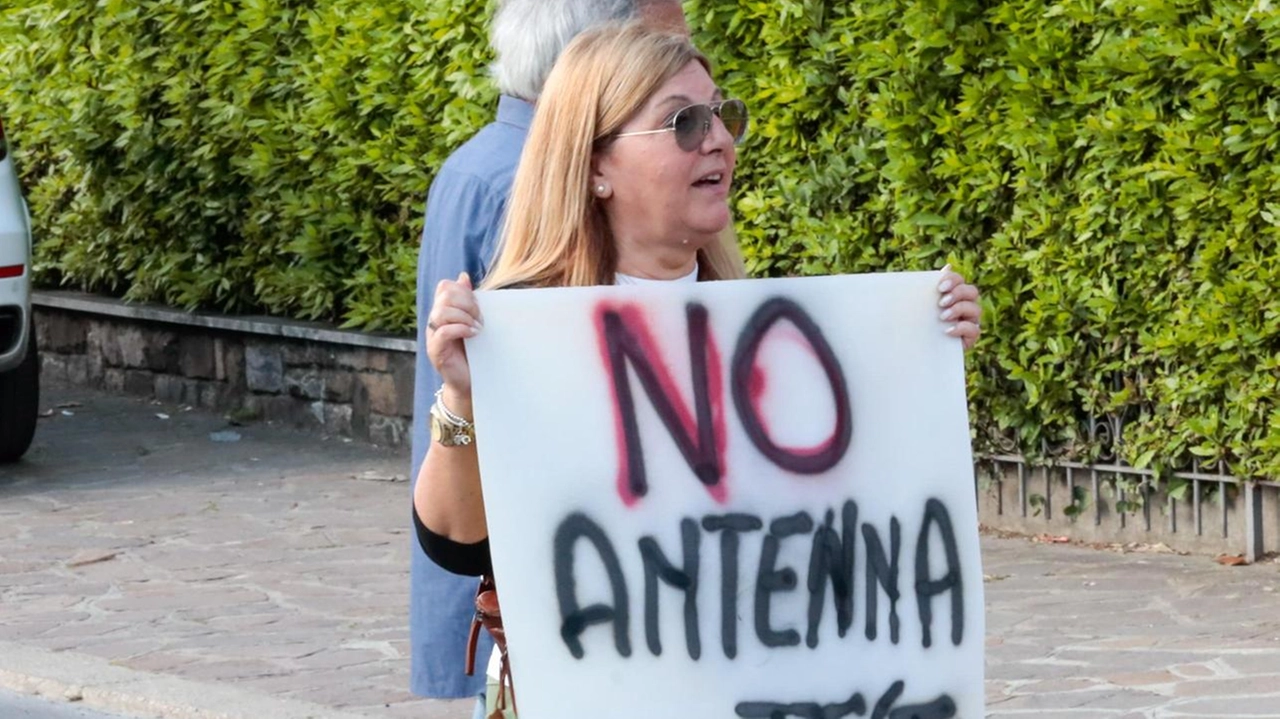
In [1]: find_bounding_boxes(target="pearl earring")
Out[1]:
[596,184,606,196]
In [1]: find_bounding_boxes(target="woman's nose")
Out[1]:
[702,113,736,152]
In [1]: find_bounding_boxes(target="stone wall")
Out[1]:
[33,291,416,447]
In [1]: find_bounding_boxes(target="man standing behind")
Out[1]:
[409,0,690,710]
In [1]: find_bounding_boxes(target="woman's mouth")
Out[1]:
[692,171,726,189]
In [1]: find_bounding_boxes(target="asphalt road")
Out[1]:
[0,690,137,719]
[0,379,465,719]
[3,380,1280,718]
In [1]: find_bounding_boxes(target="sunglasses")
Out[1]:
[614,99,749,152]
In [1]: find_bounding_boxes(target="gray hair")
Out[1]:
[490,0,649,101]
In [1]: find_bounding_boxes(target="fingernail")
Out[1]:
[472,320,483,331]
[938,280,954,294]
[940,309,954,321]
[939,293,955,307]
[940,263,952,274]
[944,325,958,335]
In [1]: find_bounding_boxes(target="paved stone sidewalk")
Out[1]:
[2,382,1279,718]
[984,539,1280,717]
[0,382,464,719]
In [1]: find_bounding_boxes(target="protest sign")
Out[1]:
[466,272,984,718]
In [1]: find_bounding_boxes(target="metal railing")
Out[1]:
[977,454,1277,561]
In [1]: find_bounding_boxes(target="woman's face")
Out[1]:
[593,60,737,276]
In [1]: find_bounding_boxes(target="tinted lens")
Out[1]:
[668,101,749,151]
[672,105,713,152]
[718,100,748,145]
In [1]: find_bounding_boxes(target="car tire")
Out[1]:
[0,320,39,463]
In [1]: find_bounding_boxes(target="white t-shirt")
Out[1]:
[614,262,699,285]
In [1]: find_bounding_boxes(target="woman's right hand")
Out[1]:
[426,272,484,403]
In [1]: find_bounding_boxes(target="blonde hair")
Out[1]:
[483,22,746,290]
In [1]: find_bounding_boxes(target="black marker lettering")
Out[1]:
[870,680,904,719]
[862,517,901,644]
[554,512,631,659]
[755,511,814,648]
[736,690,867,718]
[888,695,957,719]
[806,500,858,647]
[914,498,963,648]
[737,682,955,719]
[601,303,722,501]
[639,518,701,659]
[703,513,764,659]
[730,297,853,474]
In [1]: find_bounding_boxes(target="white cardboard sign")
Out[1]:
[466,272,984,719]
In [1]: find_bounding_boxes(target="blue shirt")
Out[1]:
[410,95,533,698]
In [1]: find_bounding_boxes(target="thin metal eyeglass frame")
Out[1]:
[613,99,748,151]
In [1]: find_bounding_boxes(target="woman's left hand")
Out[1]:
[937,265,982,351]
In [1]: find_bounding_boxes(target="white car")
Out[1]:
[0,116,38,462]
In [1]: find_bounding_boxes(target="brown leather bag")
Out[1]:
[465,575,516,718]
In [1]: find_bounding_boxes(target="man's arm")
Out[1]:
[408,168,504,699]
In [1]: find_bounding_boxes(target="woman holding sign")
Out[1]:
[415,22,980,571]
[413,21,982,712]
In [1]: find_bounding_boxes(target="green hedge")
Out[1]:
[3,0,1279,479]
[0,0,496,331]
[687,0,1280,481]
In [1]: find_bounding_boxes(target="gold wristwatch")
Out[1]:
[429,389,475,447]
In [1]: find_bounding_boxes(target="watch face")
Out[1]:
[430,406,472,447]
